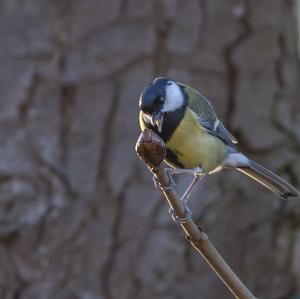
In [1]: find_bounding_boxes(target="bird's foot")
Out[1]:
[152,171,176,191]
[169,201,192,224]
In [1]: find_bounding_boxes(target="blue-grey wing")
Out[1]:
[198,112,238,148]
[179,83,238,148]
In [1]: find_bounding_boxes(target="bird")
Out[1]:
[138,77,300,200]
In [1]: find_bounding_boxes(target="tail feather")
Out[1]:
[237,160,300,200]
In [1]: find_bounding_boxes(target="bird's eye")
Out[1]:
[157,96,164,103]
[167,82,173,86]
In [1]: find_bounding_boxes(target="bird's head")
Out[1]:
[139,77,184,132]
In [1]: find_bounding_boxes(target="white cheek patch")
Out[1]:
[162,82,184,112]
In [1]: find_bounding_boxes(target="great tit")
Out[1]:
[139,77,300,200]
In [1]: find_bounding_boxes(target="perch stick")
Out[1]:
[136,128,257,299]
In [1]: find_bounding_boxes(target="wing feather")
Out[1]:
[179,83,238,148]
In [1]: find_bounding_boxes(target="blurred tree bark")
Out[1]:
[0,1,299,299]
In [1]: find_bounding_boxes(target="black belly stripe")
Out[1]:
[166,149,184,168]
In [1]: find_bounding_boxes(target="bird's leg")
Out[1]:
[165,166,205,202]
[167,167,204,224]
[153,166,204,201]
[165,167,203,176]
[180,175,201,202]
[153,166,205,224]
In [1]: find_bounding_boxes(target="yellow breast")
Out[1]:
[166,108,227,172]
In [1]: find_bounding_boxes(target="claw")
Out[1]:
[152,172,176,191]
[169,202,192,223]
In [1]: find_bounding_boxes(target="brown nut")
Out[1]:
[135,129,166,168]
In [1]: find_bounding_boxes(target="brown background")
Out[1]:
[0,0,300,298]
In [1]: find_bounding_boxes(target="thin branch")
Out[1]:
[135,128,257,299]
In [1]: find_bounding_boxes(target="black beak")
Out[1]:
[151,111,164,133]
